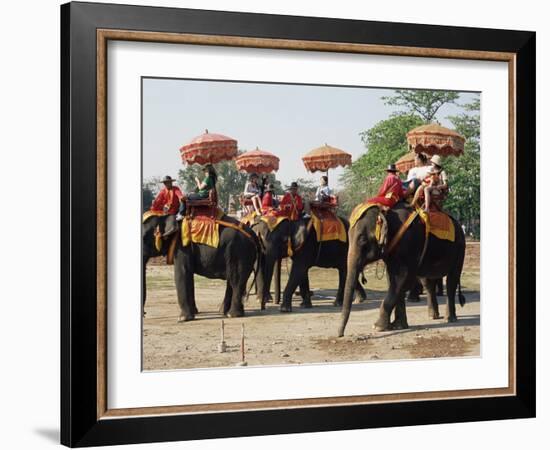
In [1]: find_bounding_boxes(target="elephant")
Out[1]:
[143,214,259,321]
[142,214,169,308]
[338,201,466,336]
[251,216,367,312]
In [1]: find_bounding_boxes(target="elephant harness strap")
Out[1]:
[385,208,455,267]
[385,208,428,256]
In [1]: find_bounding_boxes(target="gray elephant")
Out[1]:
[143,214,259,321]
[251,216,367,312]
[339,202,466,336]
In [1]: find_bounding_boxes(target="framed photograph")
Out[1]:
[61,1,535,447]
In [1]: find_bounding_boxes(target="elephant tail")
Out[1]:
[458,280,466,307]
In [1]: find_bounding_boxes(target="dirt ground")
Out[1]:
[143,242,480,370]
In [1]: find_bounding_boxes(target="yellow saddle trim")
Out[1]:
[142,210,165,223]
[240,210,259,226]
[349,202,379,229]
[259,215,288,232]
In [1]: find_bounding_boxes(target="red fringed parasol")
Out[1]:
[406,123,465,156]
[302,144,352,173]
[235,147,280,173]
[395,152,417,174]
[180,129,238,165]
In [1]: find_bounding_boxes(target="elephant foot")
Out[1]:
[354,296,367,304]
[446,315,458,323]
[280,304,292,313]
[259,301,266,311]
[299,300,312,309]
[373,318,391,332]
[429,310,442,320]
[390,320,409,330]
[226,308,244,318]
[178,314,195,323]
[332,299,343,307]
[274,299,281,305]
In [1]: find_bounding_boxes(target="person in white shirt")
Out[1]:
[243,173,262,214]
[314,175,332,202]
[403,153,431,196]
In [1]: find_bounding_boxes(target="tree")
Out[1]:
[339,114,424,215]
[142,176,161,212]
[382,89,459,122]
[444,98,481,238]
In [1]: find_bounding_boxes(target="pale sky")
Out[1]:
[142,78,478,189]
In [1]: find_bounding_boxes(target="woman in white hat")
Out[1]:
[414,155,448,211]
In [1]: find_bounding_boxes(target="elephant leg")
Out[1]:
[354,280,367,304]
[222,282,233,316]
[374,266,412,331]
[257,255,276,309]
[445,274,459,323]
[333,267,346,307]
[421,278,441,320]
[281,262,307,313]
[299,273,312,308]
[436,277,445,296]
[407,279,423,302]
[391,274,416,329]
[274,258,282,305]
[174,251,195,322]
[227,262,246,318]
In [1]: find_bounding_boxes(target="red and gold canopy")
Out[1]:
[406,124,465,156]
[235,147,280,173]
[180,129,238,165]
[395,152,417,173]
[302,144,352,173]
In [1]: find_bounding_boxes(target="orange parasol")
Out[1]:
[235,147,280,173]
[180,129,238,165]
[395,152,417,174]
[406,123,465,156]
[302,143,352,173]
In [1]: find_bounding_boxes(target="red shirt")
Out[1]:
[151,186,183,215]
[261,191,274,213]
[279,192,303,220]
[367,173,404,208]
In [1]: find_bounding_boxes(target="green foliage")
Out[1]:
[142,176,161,212]
[382,89,460,122]
[445,97,481,238]
[338,89,480,234]
[339,114,424,215]
[293,177,317,200]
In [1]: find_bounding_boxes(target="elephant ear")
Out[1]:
[375,211,388,249]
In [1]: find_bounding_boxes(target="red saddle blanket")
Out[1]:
[182,208,224,248]
[310,209,347,243]
[418,210,455,242]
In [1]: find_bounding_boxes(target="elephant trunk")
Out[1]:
[338,246,361,337]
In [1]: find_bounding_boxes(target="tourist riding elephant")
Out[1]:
[252,216,367,312]
[143,214,259,320]
[338,201,466,336]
